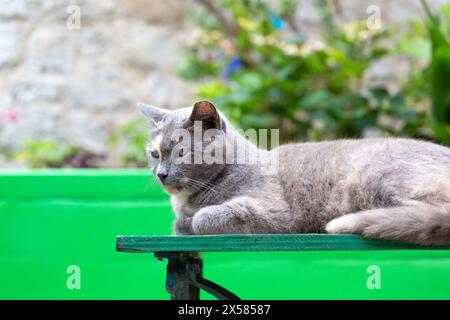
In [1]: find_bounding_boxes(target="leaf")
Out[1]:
[300,91,333,110]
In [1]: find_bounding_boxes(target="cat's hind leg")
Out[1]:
[325,203,450,245]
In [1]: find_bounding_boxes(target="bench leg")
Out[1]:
[155,252,201,300]
[155,252,240,300]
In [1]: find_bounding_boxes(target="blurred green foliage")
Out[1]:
[421,0,450,144]
[15,140,104,168]
[109,119,149,167]
[179,0,449,145]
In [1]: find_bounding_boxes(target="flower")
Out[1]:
[221,56,243,80]
[299,40,328,56]
[343,21,383,41]
[268,11,284,30]
[2,110,19,122]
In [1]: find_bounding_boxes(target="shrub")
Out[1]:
[179,0,430,143]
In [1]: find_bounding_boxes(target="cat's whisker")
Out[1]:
[182,176,221,202]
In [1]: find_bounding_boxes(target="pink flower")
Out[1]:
[2,110,19,122]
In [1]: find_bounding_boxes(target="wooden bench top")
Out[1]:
[116,234,450,253]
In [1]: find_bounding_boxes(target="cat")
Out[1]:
[138,100,450,245]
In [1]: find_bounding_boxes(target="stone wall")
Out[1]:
[0,0,447,167]
[0,0,194,166]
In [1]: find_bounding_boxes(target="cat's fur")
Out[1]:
[139,100,450,245]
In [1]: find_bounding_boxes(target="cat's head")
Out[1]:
[138,100,228,194]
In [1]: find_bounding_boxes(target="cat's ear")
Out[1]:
[189,100,222,130]
[137,102,169,126]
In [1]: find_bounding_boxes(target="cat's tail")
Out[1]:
[326,203,450,246]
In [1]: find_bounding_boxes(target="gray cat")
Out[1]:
[138,100,450,245]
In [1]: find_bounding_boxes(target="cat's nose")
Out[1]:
[157,172,168,182]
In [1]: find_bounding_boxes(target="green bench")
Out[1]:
[116,234,450,300]
[4,170,449,299]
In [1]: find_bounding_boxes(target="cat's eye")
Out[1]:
[178,148,184,157]
[150,150,159,159]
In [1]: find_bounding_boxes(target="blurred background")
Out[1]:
[0,0,449,169]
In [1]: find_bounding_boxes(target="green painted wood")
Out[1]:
[0,169,166,199]
[2,169,450,299]
[116,234,450,252]
[0,169,173,299]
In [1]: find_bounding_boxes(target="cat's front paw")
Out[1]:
[192,208,216,235]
